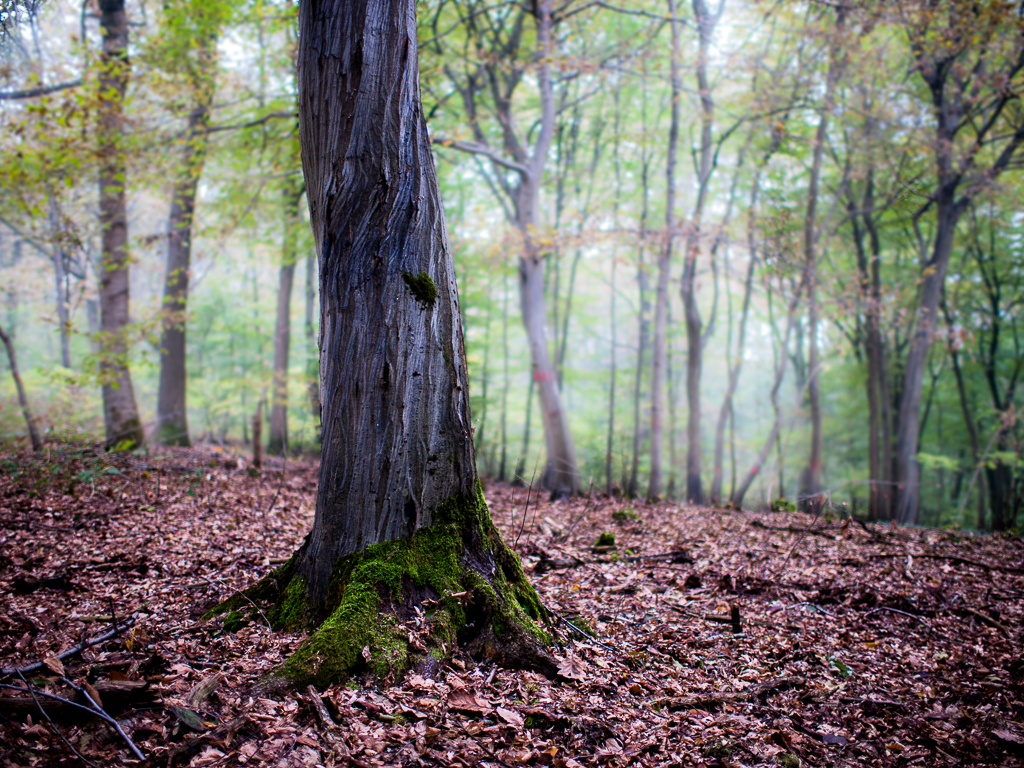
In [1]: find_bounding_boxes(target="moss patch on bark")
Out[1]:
[209,482,555,688]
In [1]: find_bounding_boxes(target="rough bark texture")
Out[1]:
[97,0,144,450]
[211,0,554,688]
[156,74,214,448]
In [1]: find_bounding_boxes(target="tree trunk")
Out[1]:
[499,269,510,482]
[895,202,963,524]
[648,0,682,500]
[97,0,144,450]
[678,0,719,505]
[48,196,71,369]
[305,252,321,431]
[732,282,803,508]
[0,323,42,452]
[214,0,554,689]
[268,178,302,456]
[156,76,215,447]
[943,300,985,529]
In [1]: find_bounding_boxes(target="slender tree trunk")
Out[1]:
[799,71,840,513]
[0,324,42,452]
[514,378,534,485]
[476,278,493,470]
[514,1,578,497]
[97,0,144,450]
[712,248,755,504]
[499,269,510,482]
[943,300,985,529]
[678,0,720,505]
[156,72,215,447]
[305,252,321,431]
[629,262,650,499]
[648,0,682,500]
[48,196,71,369]
[732,283,803,508]
[895,202,963,524]
[607,247,617,496]
[268,177,302,456]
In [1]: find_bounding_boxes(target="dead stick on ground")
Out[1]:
[1,619,134,677]
[15,672,101,768]
[61,674,146,761]
[962,607,1011,637]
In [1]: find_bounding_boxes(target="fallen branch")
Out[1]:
[1,619,134,677]
[15,672,101,768]
[62,675,146,761]
[654,676,805,711]
[961,607,1011,637]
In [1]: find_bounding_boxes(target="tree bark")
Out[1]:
[305,252,321,431]
[648,0,682,500]
[0,323,42,452]
[268,177,303,456]
[799,18,843,513]
[731,282,803,508]
[942,298,985,529]
[222,0,553,688]
[156,63,215,447]
[48,195,71,369]
[678,0,720,505]
[97,0,144,450]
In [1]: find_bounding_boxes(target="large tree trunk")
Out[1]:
[97,0,144,450]
[214,0,553,689]
[647,0,682,500]
[0,324,42,452]
[156,76,215,447]
[268,178,302,456]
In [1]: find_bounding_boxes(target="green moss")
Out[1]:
[611,508,640,524]
[223,610,248,632]
[595,532,616,547]
[779,755,801,768]
[253,484,551,688]
[402,271,438,307]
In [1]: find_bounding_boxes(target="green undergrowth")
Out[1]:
[208,483,552,688]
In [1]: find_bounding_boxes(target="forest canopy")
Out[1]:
[0,0,1022,530]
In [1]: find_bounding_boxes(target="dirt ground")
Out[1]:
[1,445,1022,767]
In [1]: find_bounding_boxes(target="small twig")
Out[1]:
[961,607,1011,637]
[863,606,925,622]
[513,462,539,549]
[15,672,102,768]
[558,615,614,652]
[212,576,272,628]
[1,619,134,677]
[60,675,146,761]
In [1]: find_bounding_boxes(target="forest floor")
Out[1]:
[0,446,1023,768]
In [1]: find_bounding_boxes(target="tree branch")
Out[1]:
[431,136,529,174]
[0,79,82,100]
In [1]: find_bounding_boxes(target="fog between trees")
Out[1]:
[1,0,1022,530]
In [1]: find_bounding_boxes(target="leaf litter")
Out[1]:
[0,446,1022,766]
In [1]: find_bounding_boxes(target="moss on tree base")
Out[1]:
[208,483,556,688]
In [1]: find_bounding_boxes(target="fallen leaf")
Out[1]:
[496,706,524,728]
[42,656,64,676]
[557,654,587,681]
[447,690,491,713]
